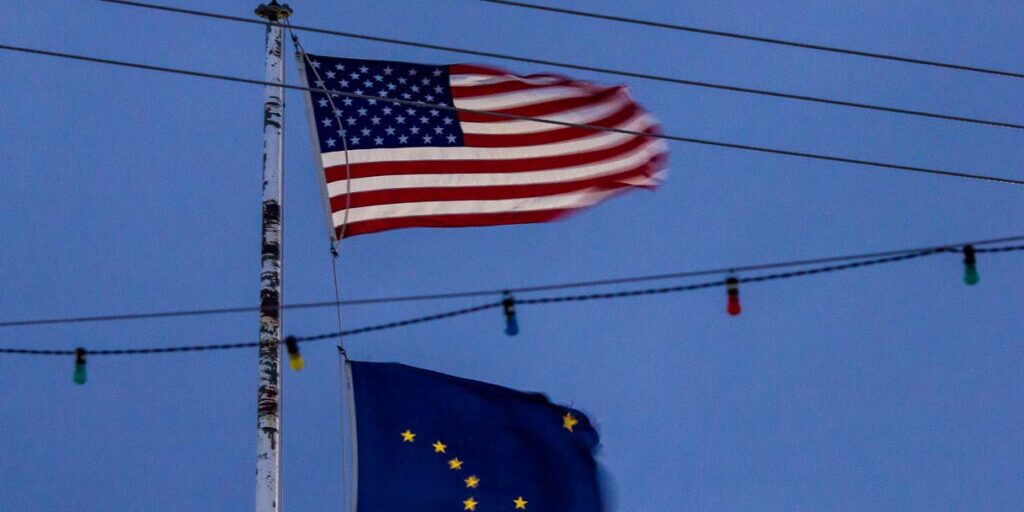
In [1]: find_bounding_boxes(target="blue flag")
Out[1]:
[348,361,604,511]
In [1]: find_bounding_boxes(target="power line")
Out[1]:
[3,244,1023,357]
[90,0,1024,131]
[476,0,1024,80]
[2,236,1021,329]
[3,43,1022,186]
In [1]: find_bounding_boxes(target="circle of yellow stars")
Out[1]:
[398,411,579,511]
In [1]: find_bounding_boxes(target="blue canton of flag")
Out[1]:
[301,55,465,151]
[349,361,604,511]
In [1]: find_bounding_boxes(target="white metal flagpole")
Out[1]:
[254,2,291,512]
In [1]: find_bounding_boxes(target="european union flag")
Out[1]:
[349,361,604,511]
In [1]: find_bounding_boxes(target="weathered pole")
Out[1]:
[254,2,291,512]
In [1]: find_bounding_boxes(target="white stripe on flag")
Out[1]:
[320,117,655,166]
[452,86,594,110]
[326,139,667,196]
[449,74,566,87]
[459,93,634,135]
[332,182,659,225]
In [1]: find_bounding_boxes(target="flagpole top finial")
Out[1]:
[255,0,292,21]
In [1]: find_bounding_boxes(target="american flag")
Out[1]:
[298,53,667,239]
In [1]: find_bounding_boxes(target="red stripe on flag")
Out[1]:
[336,184,648,239]
[448,64,508,76]
[462,104,641,147]
[339,208,572,238]
[450,78,578,99]
[449,64,570,82]
[456,87,623,122]
[329,157,664,210]
[323,131,658,182]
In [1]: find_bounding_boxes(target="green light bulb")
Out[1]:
[964,264,980,285]
[72,348,87,385]
[73,364,87,385]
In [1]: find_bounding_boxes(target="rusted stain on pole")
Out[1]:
[255,2,291,512]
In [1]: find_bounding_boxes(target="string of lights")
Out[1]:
[3,43,1022,187]
[475,0,1024,79]
[90,0,1024,130]
[2,243,1020,365]
[3,236,1021,329]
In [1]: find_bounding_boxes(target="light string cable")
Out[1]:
[286,23,351,359]
[89,0,1024,130]
[2,44,1022,187]
[4,235,1024,329]
[475,0,1024,79]
[2,243,1023,357]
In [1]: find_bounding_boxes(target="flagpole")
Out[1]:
[254,2,291,512]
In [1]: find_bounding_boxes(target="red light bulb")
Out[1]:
[726,277,741,316]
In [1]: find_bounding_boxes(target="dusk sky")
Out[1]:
[2,1,1022,510]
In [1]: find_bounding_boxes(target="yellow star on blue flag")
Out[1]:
[348,361,604,511]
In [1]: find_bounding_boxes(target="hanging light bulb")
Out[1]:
[502,292,519,336]
[962,245,979,285]
[285,336,304,371]
[726,277,741,316]
[73,348,87,385]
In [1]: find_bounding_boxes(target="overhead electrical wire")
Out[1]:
[4,7,1015,374]
[3,43,1022,187]
[2,235,1022,329]
[89,0,1024,131]
[476,0,1024,80]
[2,243,1023,357]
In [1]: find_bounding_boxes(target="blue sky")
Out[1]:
[2,1,1022,510]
